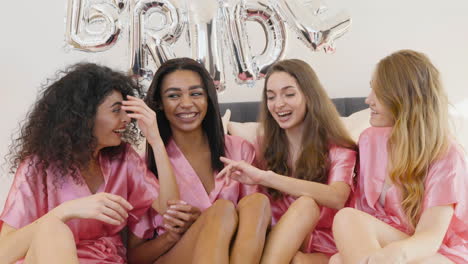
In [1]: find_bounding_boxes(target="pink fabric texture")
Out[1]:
[132,135,258,239]
[262,144,357,256]
[354,127,468,263]
[0,144,159,263]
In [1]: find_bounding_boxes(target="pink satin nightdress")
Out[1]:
[354,127,468,263]
[264,145,357,256]
[0,144,159,263]
[132,135,258,239]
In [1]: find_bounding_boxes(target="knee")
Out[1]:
[290,196,320,220]
[332,207,360,234]
[210,199,238,230]
[238,193,271,215]
[33,216,74,244]
[38,216,72,237]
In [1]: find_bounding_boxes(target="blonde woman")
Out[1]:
[332,50,467,264]
[219,59,357,263]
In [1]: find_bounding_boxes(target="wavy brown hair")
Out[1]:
[373,50,450,227]
[7,63,143,186]
[260,59,356,199]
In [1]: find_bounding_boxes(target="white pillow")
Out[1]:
[227,121,259,145]
[224,108,372,144]
[224,104,468,161]
[340,108,371,142]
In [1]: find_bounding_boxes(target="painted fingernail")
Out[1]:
[180,201,188,205]
[167,209,175,214]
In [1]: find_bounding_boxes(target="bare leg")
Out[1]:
[409,254,454,264]
[291,251,329,264]
[230,193,271,264]
[156,199,238,264]
[260,196,321,264]
[329,253,342,264]
[333,208,453,264]
[24,216,78,264]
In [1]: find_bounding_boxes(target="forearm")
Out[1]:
[395,205,453,262]
[260,171,349,209]
[391,231,443,262]
[150,140,180,214]
[128,233,177,264]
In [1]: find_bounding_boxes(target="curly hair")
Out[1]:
[7,63,143,186]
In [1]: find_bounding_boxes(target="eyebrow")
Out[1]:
[163,85,204,94]
[266,85,296,92]
[110,102,122,107]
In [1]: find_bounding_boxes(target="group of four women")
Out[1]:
[0,49,466,264]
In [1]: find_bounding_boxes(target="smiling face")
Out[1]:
[160,70,208,135]
[265,71,307,131]
[93,90,130,151]
[366,77,395,127]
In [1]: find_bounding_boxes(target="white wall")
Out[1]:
[1,0,468,211]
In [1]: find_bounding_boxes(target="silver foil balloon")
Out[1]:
[273,0,351,53]
[187,0,226,91]
[129,0,185,79]
[66,0,125,51]
[226,0,286,84]
[226,0,256,85]
[243,0,286,78]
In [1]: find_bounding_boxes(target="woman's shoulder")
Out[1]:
[429,140,467,172]
[359,126,392,139]
[328,144,357,159]
[358,126,392,147]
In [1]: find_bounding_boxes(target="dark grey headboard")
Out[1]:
[219,97,368,122]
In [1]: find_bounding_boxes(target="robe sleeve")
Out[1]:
[327,146,357,189]
[125,147,160,238]
[0,157,48,230]
[423,143,467,227]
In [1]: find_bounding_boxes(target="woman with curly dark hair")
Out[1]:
[0,63,171,263]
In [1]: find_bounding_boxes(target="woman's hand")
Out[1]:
[51,192,133,225]
[122,95,161,146]
[217,157,268,185]
[162,200,201,238]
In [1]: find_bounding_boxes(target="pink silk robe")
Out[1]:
[354,127,468,263]
[0,144,159,264]
[259,143,357,256]
[132,135,258,239]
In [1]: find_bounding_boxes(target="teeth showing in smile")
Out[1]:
[113,128,126,133]
[178,113,196,118]
[277,111,291,117]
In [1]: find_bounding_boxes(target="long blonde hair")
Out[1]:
[261,59,356,199]
[374,50,450,227]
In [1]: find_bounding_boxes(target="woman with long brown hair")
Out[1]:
[219,59,357,263]
[332,50,467,264]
